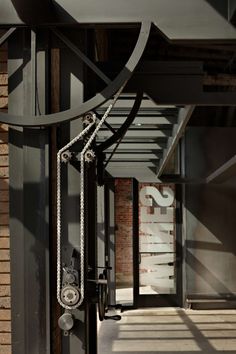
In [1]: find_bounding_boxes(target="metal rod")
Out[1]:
[206,154,236,184]
[0,27,16,47]
[31,30,37,115]
[53,29,111,84]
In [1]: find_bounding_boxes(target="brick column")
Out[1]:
[115,179,133,286]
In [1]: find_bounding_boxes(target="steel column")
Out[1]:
[132,178,139,309]
[104,179,116,305]
[58,28,98,354]
[9,29,51,354]
[157,106,195,177]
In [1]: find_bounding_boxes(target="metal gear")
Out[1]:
[61,285,81,306]
[64,272,76,285]
[84,149,96,163]
[61,150,73,163]
[82,112,96,125]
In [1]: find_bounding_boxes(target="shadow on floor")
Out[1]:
[98,308,236,354]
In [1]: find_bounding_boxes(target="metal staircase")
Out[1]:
[97,94,194,181]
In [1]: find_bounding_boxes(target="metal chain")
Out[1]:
[79,84,125,307]
[57,121,96,310]
[56,83,126,310]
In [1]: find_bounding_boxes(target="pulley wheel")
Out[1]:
[61,285,81,306]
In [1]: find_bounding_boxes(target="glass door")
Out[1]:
[135,183,181,307]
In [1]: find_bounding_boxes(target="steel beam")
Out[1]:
[105,142,165,150]
[53,0,236,42]
[0,27,16,46]
[4,55,236,126]
[157,106,195,177]
[102,61,236,106]
[107,152,162,160]
[100,100,176,109]
[97,108,179,115]
[53,29,111,84]
[106,116,178,125]
[9,29,51,354]
[98,129,171,139]
[206,155,236,183]
[107,161,156,167]
[2,0,236,43]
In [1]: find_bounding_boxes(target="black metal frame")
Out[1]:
[0,27,15,45]
[132,178,139,309]
[0,22,151,126]
[104,178,116,306]
[7,25,102,354]
[9,28,51,354]
[4,20,150,354]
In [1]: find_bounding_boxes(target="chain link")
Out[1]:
[57,122,95,310]
[56,83,126,310]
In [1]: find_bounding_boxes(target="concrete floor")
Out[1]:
[98,308,236,354]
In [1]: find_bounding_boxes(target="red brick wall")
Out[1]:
[115,179,133,286]
[0,33,11,354]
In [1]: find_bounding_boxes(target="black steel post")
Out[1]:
[104,179,116,306]
[9,28,51,354]
[85,162,97,354]
[58,28,98,354]
[132,178,139,308]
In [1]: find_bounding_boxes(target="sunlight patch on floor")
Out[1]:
[98,308,236,354]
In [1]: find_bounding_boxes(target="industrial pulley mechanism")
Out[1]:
[60,251,81,308]
[57,86,126,333]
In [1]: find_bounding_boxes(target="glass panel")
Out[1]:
[139,184,176,295]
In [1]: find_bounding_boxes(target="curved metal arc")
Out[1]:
[95,90,143,154]
[0,22,151,127]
